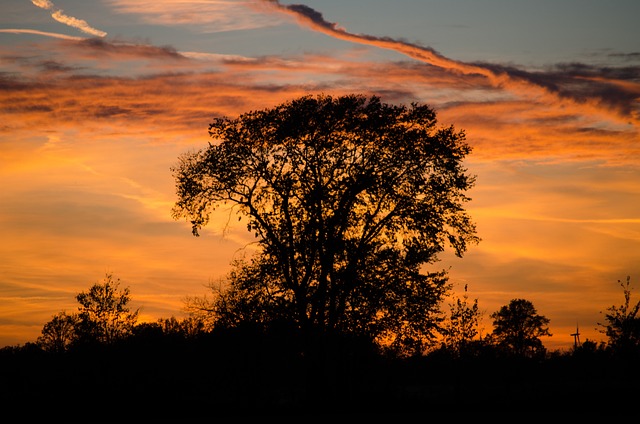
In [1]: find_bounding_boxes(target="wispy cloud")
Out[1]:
[1,36,637,164]
[50,10,107,38]
[31,0,53,9]
[106,0,281,33]
[73,38,187,60]
[30,0,107,37]
[180,51,256,63]
[0,28,84,40]
[258,1,640,129]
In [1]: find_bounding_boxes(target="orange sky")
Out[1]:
[1,0,639,350]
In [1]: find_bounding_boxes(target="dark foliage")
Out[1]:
[598,276,640,358]
[172,93,479,357]
[1,327,639,419]
[488,298,552,359]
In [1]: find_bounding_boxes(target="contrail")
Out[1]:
[30,0,107,37]
[257,1,639,126]
[0,28,85,40]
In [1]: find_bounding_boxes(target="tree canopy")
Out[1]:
[37,311,78,353]
[74,273,139,346]
[598,276,640,357]
[489,298,551,358]
[172,93,479,356]
[440,284,482,356]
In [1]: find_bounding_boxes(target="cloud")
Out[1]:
[180,51,256,63]
[51,10,107,37]
[257,1,492,78]
[9,3,639,156]
[30,0,54,9]
[106,0,281,33]
[0,28,84,40]
[1,36,636,165]
[258,1,640,129]
[29,0,107,37]
[607,52,640,62]
[73,38,187,60]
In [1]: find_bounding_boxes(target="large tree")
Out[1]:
[172,94,479,356]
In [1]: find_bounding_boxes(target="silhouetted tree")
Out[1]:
[489,298,551,358]
[156,316,209,337]
[598,275,640,357]
[440,284,482,357]
[173,93,479,357]
[130,316,208,347]
[184,255,296,331]
[571,338,607,359]
[74,273,139,346]
[37,311,79,353]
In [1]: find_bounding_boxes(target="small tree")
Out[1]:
[74,273,139,345]
[37,311,79,353]
[440,284,482,357]
[489,298,551,358]
[598,276,640,357]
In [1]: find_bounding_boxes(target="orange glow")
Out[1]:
[1,3,639,351]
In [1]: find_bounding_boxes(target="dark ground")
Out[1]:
[1,337,637,420]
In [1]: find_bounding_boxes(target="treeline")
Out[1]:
[1,274,638,417]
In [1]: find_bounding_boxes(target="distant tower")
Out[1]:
[571,323,581,348]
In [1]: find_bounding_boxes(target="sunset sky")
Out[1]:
[1,0,639,351]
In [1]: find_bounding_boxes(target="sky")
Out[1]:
[1,0,639,351]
